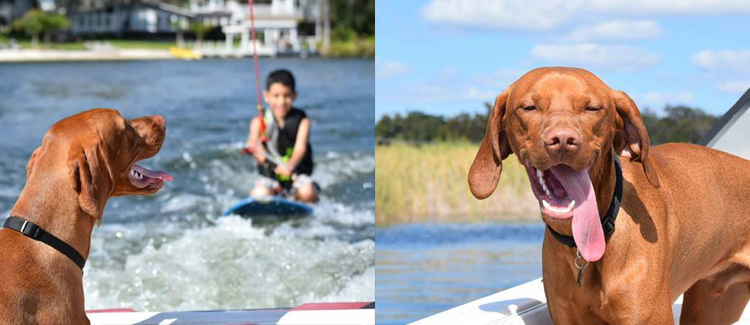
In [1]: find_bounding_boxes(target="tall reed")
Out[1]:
[375,141,540,226]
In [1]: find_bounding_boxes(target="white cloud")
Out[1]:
[638,91,695,109]
[474,68,527,89]
[422,0,750,31]
[434,67,461,82]
[566,20,663,41]
[692,50,750,72]
[717,81,750,94]
[531,43,659,70]
[396,83,497,104]
[376,58,409,79]
[422,0,582,31]
[590,0,750,15]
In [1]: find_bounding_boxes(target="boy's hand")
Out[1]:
[242,147,266,163]
[275,164,293,177]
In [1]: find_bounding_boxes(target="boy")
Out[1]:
[246,69,319,203]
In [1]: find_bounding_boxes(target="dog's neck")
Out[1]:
[9,174,98,267]
[592,150,618,220]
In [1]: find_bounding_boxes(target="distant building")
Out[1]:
[0,1,11,27]
[193,0,320,55]
[0,0,33,27]
[55,0,319,56]
[66,1,193,36]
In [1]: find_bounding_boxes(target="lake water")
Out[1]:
[376,223,545,324]
[0,58,375,311]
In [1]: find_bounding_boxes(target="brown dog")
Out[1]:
[469,67,750,324]
[0,109,173,324]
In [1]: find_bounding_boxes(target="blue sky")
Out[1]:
[376,0,750,118]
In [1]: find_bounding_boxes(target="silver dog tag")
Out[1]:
[574,250,588,288]
[577,267,584,287]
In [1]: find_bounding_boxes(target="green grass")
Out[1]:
[108,40,176,50]
[15,40,86,50]
[10,39,175,50]
[375,141,540,226]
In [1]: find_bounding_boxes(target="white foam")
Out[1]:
[84,216,374,311]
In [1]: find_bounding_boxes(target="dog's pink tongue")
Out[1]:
[133,164,174,181]
[550,165,605,262]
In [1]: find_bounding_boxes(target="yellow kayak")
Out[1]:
[169,47,202,60]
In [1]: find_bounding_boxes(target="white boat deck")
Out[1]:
[87,302,374,325]
[413,278,750,325]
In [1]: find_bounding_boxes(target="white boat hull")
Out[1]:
[414,278,750,324]
[87,302,375,325]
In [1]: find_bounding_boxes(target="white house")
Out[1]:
[67,1,193,35]
[191,0,319,56]
[61,0,318,56]
[0,0,33,27]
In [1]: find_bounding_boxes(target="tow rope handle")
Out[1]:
[240,147,296,181]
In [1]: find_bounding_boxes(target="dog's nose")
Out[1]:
[151,115,166,128]
[544,125,581,156]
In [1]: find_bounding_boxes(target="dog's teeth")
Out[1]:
[543,199,576,213]
[536,169,543,178]
[544,187,551,196]
[131,170,144,179]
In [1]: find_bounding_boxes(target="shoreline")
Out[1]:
[0,49,175,62]
[0,49,375,63]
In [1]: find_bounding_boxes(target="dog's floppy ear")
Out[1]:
[69,143,113,225]
[468,88,513,199]
[26,147,41,179]
[612,90,660,188]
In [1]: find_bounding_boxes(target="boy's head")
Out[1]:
[264,69,297,118]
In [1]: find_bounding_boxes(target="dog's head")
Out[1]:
[26,108,173,224]
[468,67,659,261]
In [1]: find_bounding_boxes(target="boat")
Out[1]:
[169,47,203,60]
[415,90,750,324]
[87,302,374,325]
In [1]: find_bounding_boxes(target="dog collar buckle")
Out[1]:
[19,220,42,240]
[4,216,86,271]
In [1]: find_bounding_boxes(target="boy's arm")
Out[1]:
[246,117,266,164]
[286,117,310,172]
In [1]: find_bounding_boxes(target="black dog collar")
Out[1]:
[3,216,86,271]
[547,152,623,248]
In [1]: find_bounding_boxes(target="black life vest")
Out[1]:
[259,108,314,180]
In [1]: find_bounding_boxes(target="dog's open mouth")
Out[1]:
[526,165,576,219]
[129,164,174,189]
[524,162,606,262]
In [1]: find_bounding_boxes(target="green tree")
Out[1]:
[13,9,45,48]
[319,0,375,56]
[42,13,70,47]
[376,104,717,145]
[189,21,212,49]
[330,0,375,38]
[642,105,717,145]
